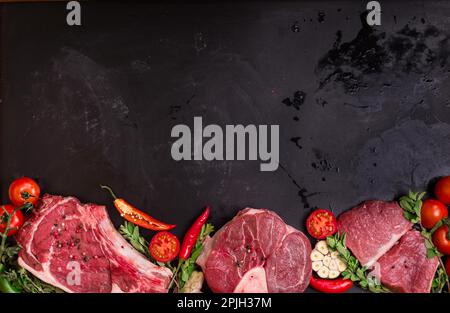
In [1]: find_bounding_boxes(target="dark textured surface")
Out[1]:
[1,1,450,292]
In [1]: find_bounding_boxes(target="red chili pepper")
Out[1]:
[179,206,210,260]
[309,275,353,293]
[101,185,175,231]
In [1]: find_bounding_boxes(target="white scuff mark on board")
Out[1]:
[194,32,207,53]
[130,59,152,73]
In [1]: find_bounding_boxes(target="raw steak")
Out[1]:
[377,229,439,293]
[197,208,312,293]
[16,194,172,293]
[337,200,412,267]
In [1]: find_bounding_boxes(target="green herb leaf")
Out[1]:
[326,232,389,293]
[418,192,426,201]
[424,239,434,249]
[0,267,63,293]
[119,221,151,259]
[427,248,439,259]
[133,225,139,238]
[399,199,413,212]
[177,223,214,290]
[399,191,450,292]
[432,263,447,293]
[403,211,416,222]
[326,236,336,249]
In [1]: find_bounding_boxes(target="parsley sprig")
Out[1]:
[119,221,151,258]
[399,191,449,293]
[327,233,390,293]
[400,191,426,224]
[432,264,448,293]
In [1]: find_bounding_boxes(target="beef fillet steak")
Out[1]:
[337,200,412,267]
[15,194,172,293]
[197,208,312,293]
[378,229,439,293]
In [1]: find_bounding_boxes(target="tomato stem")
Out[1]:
[20,191,36,200]
[100,185,118,200]
[438,256,450,291]
[0,206,21,261]
[413,201,450,292]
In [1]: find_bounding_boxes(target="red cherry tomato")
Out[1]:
[421,199,448,229]
[435,176,450,205]
[306,209,337,239]
[149,231,180,263]
[432,225,450,255]
[0,204,25,237]
[445,257,450,276]
[8,177,40,206]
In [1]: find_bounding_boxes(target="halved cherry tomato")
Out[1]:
[306,209,337,239]
[149,231,180,263]
[436,176,450,205]
[421,199,448,229]
[0,204,25,236]
[8,177,40,206]
[432,225,450,255]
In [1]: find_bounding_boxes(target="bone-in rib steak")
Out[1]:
[15,194,172,293]
[197,208,312,293]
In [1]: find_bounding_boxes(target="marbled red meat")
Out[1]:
[16,194,172,293]
[378,229,439,293]
[337,200,412,267]
[197,208,311,293]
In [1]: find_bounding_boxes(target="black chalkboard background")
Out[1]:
[1,1,450,293]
